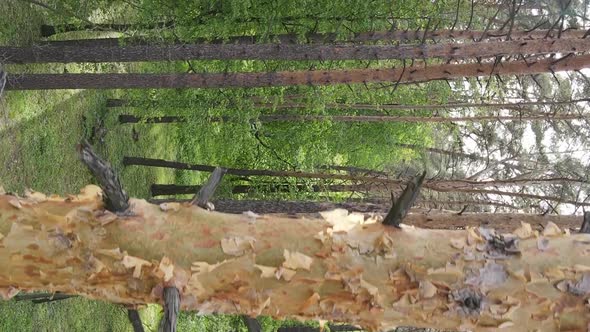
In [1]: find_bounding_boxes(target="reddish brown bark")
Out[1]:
[5,37,590,64]
[7,53,590,90]
[124,157,590,206]
[106,97,590,112]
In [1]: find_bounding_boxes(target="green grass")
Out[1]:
[0,297,130,332]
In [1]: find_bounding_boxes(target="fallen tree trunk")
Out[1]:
[0,187,588,331]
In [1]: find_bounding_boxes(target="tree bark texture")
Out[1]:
[39,28,589,44]
[6,53,590,90]
[254,99,590,112]
[147,198,523,212]
[0,187,588,331]
[125,157,590,206]
[106,97,590,112]
[150,183,365,196]
[40,22,175,37]
[4,37,590,64]
[117,113,589,124]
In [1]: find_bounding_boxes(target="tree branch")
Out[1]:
[77,140,129,212]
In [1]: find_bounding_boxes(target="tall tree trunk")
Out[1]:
[107,97,590,111]
[150,183,367,196]
[117,113,589,124]
[0,189,587,331]
[39,16,422,37]
[8,53,590,90]
[40,27,588,42]
[5,37,590,64]
[40,22,175,37]
[123,157,394,183]
[392,143,482,160]
[255,99,590,111]
[124,157,590,206]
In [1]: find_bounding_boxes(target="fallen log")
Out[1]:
[0,187,588,331]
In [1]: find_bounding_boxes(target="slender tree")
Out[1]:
[7,53,590,90]
[106,97,590,111]
[4,37,590,64]
[39,27,589,42]
[117,113,589,124]
[124,157,590,206]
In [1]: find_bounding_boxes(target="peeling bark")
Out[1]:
[0,187,588,331]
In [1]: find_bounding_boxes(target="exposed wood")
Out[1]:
[4,38,590,63]
[7,53,590,90]
[0,189,587,331]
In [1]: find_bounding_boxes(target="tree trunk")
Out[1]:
[125,157,590,206]
[124,157,393,183]
[150,183,368,196]
[40,22,176,37]
[0,189,588,331]
[391,143,482,160]
[7,53,590,90]
[254,98,590,112]
[118,113,589,124]
[40,28,589,43]
[107,97,590,112]
[38,16,421,37]
[5,37,590,64]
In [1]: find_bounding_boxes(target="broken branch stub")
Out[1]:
[78,141,129,212]
[191,167,226,209]
[383,172,427,227]
[0,188,588,331]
